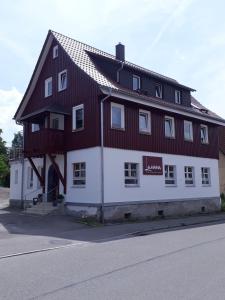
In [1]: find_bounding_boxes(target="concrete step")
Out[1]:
[24,202,64,216]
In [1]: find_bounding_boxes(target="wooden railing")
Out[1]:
[8,148,24,160]
[24,128,65,157]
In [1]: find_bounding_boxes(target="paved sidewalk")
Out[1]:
[0,187,9,209]
[1,210,225,258]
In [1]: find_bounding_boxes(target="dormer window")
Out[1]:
[58,70,67,91]
[155,84,162,98]
[200,124,209,144]
[45,77,52,97]
[53,45,58,58]
[133,75,140,91]
[175,90,181,104]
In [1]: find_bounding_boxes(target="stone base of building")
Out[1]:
[65,197,221,222]
[9,199,33,209]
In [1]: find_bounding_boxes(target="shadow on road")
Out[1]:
[1,204,225,245]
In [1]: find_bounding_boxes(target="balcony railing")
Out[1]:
[9,148,24,161]
[24,128,65,157]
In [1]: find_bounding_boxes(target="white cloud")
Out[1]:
[0,88,22,146]
[149,0,195,49]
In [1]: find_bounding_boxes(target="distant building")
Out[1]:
[10,30,225,221]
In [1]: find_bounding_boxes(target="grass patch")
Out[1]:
[221,193,225,211]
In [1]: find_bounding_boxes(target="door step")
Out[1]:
[23,202,64,216]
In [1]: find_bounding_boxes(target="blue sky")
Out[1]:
[1,0,225,145]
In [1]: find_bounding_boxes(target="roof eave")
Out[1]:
[14,31,54,121]
[100,86,225,126]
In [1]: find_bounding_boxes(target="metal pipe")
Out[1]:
[100,88,112,224]
[20,123,25,208]
[116,61,124,83]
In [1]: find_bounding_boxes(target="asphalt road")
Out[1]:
[1,221,225,300]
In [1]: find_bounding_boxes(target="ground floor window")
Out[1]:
[73,162,86,186]
[124,163,139,186]
[201,167,210,186]
[164,165,176,186]
[184,166,194,186]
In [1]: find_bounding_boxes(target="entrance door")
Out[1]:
[47,164,59,202]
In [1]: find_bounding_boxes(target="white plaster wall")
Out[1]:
[10,158,43,200]
[66,147,101,204]
[103,148,220,203]
[10,161,23,200]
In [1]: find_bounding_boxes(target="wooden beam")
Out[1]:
[48,154,65,189]
[28,157,44,187]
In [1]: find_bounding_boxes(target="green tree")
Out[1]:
[12,131,23,149]
[0,130,9,187]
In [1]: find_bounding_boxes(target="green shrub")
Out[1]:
[221,193,225,211]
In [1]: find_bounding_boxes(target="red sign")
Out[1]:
[143,156,163,175]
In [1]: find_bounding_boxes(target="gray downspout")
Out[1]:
[100,88,112,224]
[20,124,25,208]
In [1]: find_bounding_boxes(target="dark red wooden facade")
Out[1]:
[21,36,219,160]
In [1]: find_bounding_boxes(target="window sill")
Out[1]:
[44,94,52,98]
[125,184,140,188]
[72,128,84,132]
[184,139,193,143]
[58,87,67,92]
[165,184,177,187]
[139,131,151,135]
[201,142,209,145]
[185,184,195,187]
[71,185,86,188]
[165,136,175,140]
[111,127,125,131]
[202,184,211,187]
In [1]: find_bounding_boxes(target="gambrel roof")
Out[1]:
[14,30,225,125]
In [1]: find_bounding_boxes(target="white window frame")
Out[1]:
[124,162,139,187]
[133,75,140,91]
[27,167,34,189]
[165,116,175,138]
[72,104,84,131]
[155,83,162,98]
[52,118,59,130]
[164,165,177,186]
[175,90,181,104]
[184,120,193,142]
[73,162,86,187]
[14,169,18,185]
[58,69,67,91]
[45,77,52,97]
[200,124,209,144]
[139,109,151,134]
[31,123,40,132]
[184,166,195,186]
[111,102,125,130]
[53,45,58,59]
[201,167,211,186]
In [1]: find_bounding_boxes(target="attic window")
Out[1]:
[58,70,67,91]
[53,45,58,58]
[133,75,140,91]
[155,84,162,98]
[175,90,181,104]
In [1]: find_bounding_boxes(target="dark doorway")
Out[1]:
[47,164,59,202]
